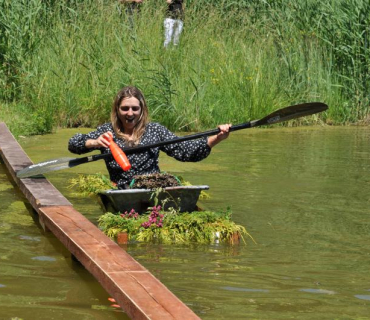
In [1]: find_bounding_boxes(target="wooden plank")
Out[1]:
[39,206,198,320]
[0,123,71,208]
[0,122,200,320]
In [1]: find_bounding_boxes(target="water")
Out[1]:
[1,126,370,319]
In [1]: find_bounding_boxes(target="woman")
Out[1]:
[68,86,231,189]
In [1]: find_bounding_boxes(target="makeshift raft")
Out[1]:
[0,122,200,320]
[99,185,209,213]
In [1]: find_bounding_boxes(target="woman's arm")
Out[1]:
[207,124,231,148]
[68,124,113,154]
[153,123,231,162]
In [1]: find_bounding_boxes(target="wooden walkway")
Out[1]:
[0,122,200,320]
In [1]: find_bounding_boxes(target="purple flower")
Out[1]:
[140,206,166,229]
[121,209,139,220]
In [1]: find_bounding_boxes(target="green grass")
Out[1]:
[1,0,369,137]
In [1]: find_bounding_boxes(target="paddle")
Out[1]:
[16,102,328,178]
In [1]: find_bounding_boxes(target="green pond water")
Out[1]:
[1,126,370,319]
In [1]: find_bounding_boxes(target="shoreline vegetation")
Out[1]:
[1,0,369,138]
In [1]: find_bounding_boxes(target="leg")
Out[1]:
[173,19,184,46]
[164,18,175,48]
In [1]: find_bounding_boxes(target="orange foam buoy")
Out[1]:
[117,232,129,244]
[106,135,131,171]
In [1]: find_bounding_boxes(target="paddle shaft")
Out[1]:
[68,121,253,166]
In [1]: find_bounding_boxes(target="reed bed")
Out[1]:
[0,0,369,136]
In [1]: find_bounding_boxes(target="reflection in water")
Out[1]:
[19,235,41,241]
[222,287,270,293]
[355,295,370,301]
[299,288,336,295]
[1,126,370,319]
[31,256,57,261]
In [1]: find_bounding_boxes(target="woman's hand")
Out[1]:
[85,132,113,149]
[216,124,231,141]
[207,124,232,148]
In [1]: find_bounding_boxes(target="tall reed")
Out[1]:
[0,0,369,136]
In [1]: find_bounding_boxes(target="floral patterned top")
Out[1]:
[68,122,211,188]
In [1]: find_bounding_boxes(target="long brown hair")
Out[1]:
[111,86,149,145]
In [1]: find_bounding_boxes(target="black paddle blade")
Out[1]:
[253,102,328,127]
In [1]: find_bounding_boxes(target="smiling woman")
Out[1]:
[68,86,231,189]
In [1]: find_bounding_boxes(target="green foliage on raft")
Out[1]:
[98,206,254,245]
[68,174,117,196]
[68,173,211,199]
[177,175,211,200]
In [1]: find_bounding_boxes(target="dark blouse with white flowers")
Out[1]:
[68,122,211,188]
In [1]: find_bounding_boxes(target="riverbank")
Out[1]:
[1,0,369,137]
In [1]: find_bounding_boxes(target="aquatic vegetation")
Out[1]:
[1,202,34,227]
[68,173,117,196]
[0,184,13,192]
[98,205,253,245]
[69,173,211,199]
[0,173,14,192]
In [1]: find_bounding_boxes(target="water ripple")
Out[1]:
[31,256,56,262]
[299,288,336,295]
[354,295,370,301]
[221,286,269,293]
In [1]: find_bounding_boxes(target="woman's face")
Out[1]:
[118,96,142,134]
